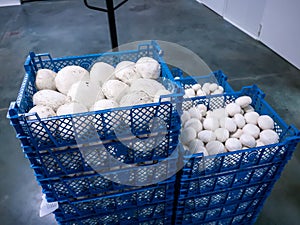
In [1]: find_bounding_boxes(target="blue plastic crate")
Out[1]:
[25,128,180,179]
[53,177,175,220]
[179,85,299,179]
[7,40,183,152]
[37,154,178,202]
[171,68,234,94]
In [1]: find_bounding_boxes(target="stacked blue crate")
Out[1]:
[7,41,182,225]
[174,85,300,225]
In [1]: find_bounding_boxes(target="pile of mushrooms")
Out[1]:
[28,57,171,119]
[180,96,279,156]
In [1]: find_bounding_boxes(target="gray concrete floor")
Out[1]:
[0,0,299,224]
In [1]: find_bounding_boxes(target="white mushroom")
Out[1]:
[35,69,57,90]
[198,130,216,143]
[196,104,207,116]
[188,107,202,120]
[235,96,252,108]
[212,108,228,120]
[225,103,241,116]
[196,89,206,97]
[188,139,207,155]
[180,127,197,145]
[203,117,219,131]
[114,61,140,84]
[206,141,225,155]
[28,105,56,120]
[239,134,256,148]
[257,115,275,130]
[209,83,218,92]
[256,139,265,147]
[225,138,242,152]
[233,113,246,129]
[230,129,243,138]
[90,62,115,87]
[242,124,260,139]
[67,81,103,109]
[202,83,211,95]
[33,90,67,111]
[91,99,119,111]
[185,88,196,98]
[244,112,260,125]
[119,91,152,107]
[130,78,166,97]
[55,65,89,94]
[57,102,88,116]
[153,89,172,102]
[135,57,161,79]
[184,118,203,132]
[192,84,201,91]
[212,88,223,95]
[259,129,279,145]
[102,79,129,101]
[214,128,229,143]
[219,117,237,133]
[180,111,191,126]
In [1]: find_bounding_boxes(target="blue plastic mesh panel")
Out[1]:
[26,128,179,178]
[56,201,173,225]
[38,156,178,202]
[54,180,175,220]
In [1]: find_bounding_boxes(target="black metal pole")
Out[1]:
[106,0,118,49]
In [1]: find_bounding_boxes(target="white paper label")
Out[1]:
[39,194,59,217]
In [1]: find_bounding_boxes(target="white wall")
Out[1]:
[0,0,20,7]
[197,0,300,69]
[259,0,300,70]
[223,0,266,39]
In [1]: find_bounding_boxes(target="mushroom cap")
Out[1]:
[214,128,230,142]
[242,124,260,139]
[225,103,241,116]
[180,111,191,126]
[57,102,88,116]
[260,129,279,145]
[219,117,237,133]
[206,141,225,155]
[244,112,260,124]
[114,61,141,84]
[233,113,246,129]
[119,91,152,107]
[28,105,56,120]
[198,130,216,143]
[185,88,196,98]
[102,79,129,100]
[55,65,89,94]
[68,81,103,109]
[239,134,256,148]
[235,96,252,108]
[91,99,119,111]
[257,115,275,130]
[135,57,161,79]
[203,117,219,131]
[130,78,166,97]
[90,62,115,87]
[188,107,202,120]
[225,138,242,152]
[184,118,203,132]
[33,89,67,111]
[180,127,197,145]
[35,69,57,90]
